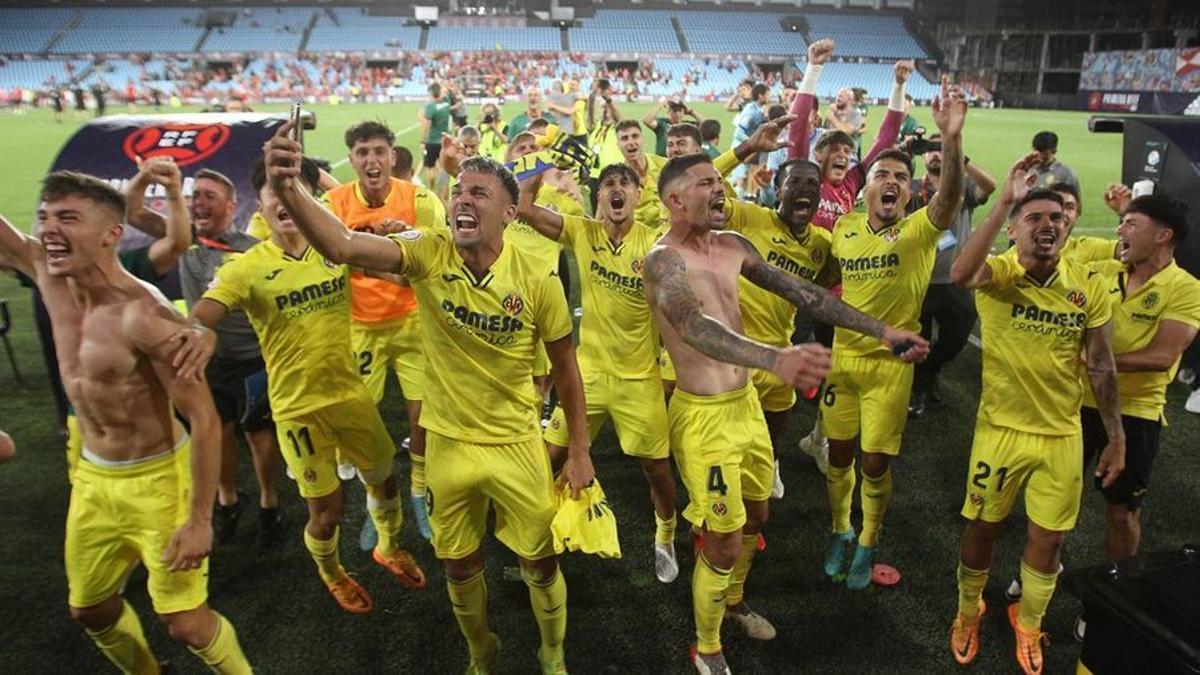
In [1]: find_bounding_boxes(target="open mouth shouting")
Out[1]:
[1117,236,1132,262]
[880,185,900,209]
[42,236,71,265]
[453,211,479,234]
[1033,228,1058,252]
[709,195,726,220]
[275,206,294,228]
[608,191,627,213]
[364,166,384,184]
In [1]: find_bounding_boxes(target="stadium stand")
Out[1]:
[306,7,421,52]
[200,7,312,53]
[52,8,206,54]
[425,27,561,51]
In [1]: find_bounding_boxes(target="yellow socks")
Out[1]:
[409,451,426,497]
[725,534,759,609]
[303,525,344,583]
[826,462,856,534]
[85,600,157,675]
[188,612,252,675]
[522,566,568,664]
[956,563,989,619]
[692,552,733,654]
[447,571,494,661]
[859,469,893,548]
[1017,560,1059,631]
[654,510,677,546]
[365,490,403,556]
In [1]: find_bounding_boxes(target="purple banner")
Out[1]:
[1080,91,1200,116]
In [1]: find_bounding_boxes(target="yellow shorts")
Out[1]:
[820,353,914,455]
[671,382,773,534]
[751,367,797,413]
[544,371,669,459]
[533,342,551,378]
[960,420,1083,532]
[66,437,207,614]
[277,394,396,498]
[425,430,556,561]
[659,347,676,382]
[351,316,425,403]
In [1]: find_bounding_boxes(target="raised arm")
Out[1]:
[926,77,969,230]
[0,210,38,279]
[788,39,833,161]
[1084,321,1126,488]
[515,172,565,241]
[859,60,912,169]
[642,100,664,129]
[644,245,830,390]
[142,158,193,276]
[951,152,1039,289]
[263,122,404,273]
[966,157,998,203]
[124,159,169,238]
[734,234,929,361]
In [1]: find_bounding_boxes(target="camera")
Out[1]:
[482,111,498,124]
[904,128,941,155]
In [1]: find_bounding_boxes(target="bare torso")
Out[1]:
[37,264,180,461]
[648,230,751,396]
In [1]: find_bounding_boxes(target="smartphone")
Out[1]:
[290,101,304,150]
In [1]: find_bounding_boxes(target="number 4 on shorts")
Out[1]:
[707,466,728,496]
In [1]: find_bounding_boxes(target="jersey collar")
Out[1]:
[353,180,392,209]
[453,239,510,288]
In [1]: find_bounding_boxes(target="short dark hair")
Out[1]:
[766,104,787,120]
[598,162,641,188]
[1032,131,1058,151]
[774,158,820,190]
[751,83,770,100]
[458,156,519,205]
[429,82,442,98]
[657,153,713,196]
[527,117,551,134]
[1046,182,1081,212]
[868,149,914,178]
[40,171,125,218]
[344,120,395,149]
[616,119,642,135]
[667,123,702,147]
[393,146,414,175]
[251,156,320,196]
[596,78,611,91]
[458,125,481,140]
[1009,187,1064,220]
[815,130,855,153]
[699,119,721,143]
[193,168,236,200]
[1125,194,1189,244]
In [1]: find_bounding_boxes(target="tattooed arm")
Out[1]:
[1085,321,1126,489]
[644,245,779,370]
[733,234,929,361]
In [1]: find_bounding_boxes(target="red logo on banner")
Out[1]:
[122,124,232,167]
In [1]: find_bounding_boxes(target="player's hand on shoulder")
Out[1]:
[169,323,217,381]
[882,327,930,363]
[559,451,596,500]
[772,343,831,391]
[163,517,212,572]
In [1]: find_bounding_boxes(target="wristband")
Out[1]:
[799,63,824,96]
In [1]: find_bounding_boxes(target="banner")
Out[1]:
[47,113,288,248]
[1080,90,1200,116]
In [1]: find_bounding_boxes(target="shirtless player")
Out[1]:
[0,172,251,673]
[644,154,927,674]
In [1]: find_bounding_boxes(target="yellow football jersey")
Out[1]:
[203,241,364,420]
[728,200,832,347]
[560,214,659,378]
[976,254,1114,435]
[832,207,942,357]
[551,479,621,559]
[1062,235,1116,264]
[632,154,668,232]
[1083,260,1200,422]
[503,183,585,273]
[389,228,573,443]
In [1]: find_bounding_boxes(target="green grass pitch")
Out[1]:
[1,102,1197,673]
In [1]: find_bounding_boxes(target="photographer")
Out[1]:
[478,102,507,161]
[898,94,920,142]
[904,134,996,417]
[643,95,702,157]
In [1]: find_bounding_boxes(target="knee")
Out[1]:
[744,503,769,533]
[703,532,742,568]
[1106,504,1140,531]
[827,440,855,467]
[861,454,890,479]
[309,505,342,536]
[640,458,669,479]
[160,610,211,649]
[443,550,485,582]
[518,556,559,585]
[70,604,114,632]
